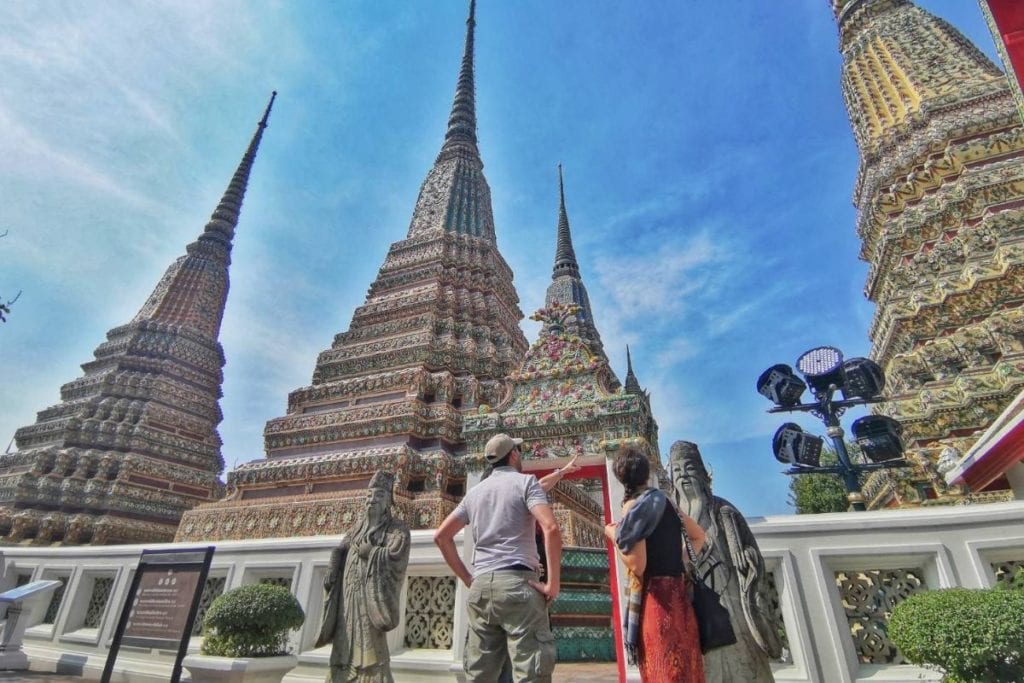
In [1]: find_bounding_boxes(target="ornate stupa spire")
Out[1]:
[407,0,495,240]
[439,0,478,161]
[624,345,642,395]
[0,93,276,545]
[553,164,580,280]
[830,0,1024,508]
[544,165,611,374]
[178,7,529,542]
[135,91,276,336]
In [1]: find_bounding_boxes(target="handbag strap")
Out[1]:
[679,513,699,578]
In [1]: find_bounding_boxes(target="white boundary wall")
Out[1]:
[1,501,1022,682]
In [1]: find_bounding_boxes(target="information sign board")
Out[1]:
[101,547,214,683]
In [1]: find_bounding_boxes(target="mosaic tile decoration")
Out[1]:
[553,625,615,662]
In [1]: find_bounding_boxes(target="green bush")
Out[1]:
[200,584,305,658]
[888,588,1024,682]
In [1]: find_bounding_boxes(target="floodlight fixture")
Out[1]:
[772,422,823,468]
[757,364,807,407]
[796,346,846,394]
[851,415,904,462]
[841,357,886,400]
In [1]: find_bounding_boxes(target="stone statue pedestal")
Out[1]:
[0,580,62,669]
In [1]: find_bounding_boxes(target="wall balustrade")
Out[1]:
[0,500,1020,683]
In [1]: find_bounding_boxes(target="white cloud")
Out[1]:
[595,228,729,315]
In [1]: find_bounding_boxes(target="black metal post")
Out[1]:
[824,417,867,512]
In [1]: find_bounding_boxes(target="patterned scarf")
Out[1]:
[614,488,667,664]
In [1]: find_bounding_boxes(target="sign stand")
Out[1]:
[102,546,214,683]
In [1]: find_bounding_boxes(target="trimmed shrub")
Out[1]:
[888,588,1024,682]
[200,583,305,658]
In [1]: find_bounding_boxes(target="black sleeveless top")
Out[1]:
[645,506,685,577]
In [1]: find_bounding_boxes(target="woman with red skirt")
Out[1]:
[605,447,706,682]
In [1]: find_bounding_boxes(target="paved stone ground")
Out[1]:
[553,662,620,682]
[0,662,620,682]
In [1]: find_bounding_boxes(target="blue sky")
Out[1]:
[0,1,999,518]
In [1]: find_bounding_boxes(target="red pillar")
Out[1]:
[601,472,627,683]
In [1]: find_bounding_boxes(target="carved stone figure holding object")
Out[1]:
[316,470,411,682]
[671,441,782,682]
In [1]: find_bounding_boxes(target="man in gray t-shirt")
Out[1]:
[435,433,562,682]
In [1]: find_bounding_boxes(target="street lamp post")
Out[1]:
[757,346,911,512]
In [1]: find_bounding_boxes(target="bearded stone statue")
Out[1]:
[670,441,782,682]
[316,471,411,682]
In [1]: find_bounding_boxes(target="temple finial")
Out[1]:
[438,0,479,160]
[552,164,580,280]
[624,345,642,394]
[558,163,566,207]
[259,91,277,128]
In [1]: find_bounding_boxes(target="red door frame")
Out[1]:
[529,462,627,683]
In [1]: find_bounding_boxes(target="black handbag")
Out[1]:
[683,528,738,653]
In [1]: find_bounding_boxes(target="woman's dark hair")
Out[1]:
[613,447,650,502]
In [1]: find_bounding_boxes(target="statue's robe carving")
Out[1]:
[671,441,783,683]
[316,495,411,682]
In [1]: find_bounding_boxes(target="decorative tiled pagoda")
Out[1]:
[0,94,276,545]
[831,0,1024,507]
[460,175,662,664]
[177,0,529,542]
[462,171,663,548]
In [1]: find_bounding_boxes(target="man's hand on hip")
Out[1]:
[528,579,560,603]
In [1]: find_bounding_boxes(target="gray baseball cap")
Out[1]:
[484,433,523,463]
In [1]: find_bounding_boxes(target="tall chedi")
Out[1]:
[832,0,1024,507]
[0,93,276,544]
[178,1,529,542]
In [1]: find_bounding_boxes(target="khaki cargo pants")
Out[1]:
[464,569,556,682]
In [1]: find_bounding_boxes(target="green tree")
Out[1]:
[788,444,864,514]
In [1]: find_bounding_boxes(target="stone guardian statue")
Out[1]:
[670,441,783,682]
[316,471,411,682]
